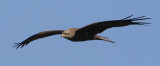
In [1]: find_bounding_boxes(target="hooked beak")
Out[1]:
[61,34,64,38]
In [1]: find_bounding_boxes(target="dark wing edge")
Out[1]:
[77,15,151,35]
[14,30,64,49]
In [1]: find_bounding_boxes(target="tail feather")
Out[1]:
[94,35,115,43]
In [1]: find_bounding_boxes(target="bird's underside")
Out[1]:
[62,28,114,43]
[14,15,151,49]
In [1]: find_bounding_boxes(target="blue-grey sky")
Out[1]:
[1,0,159,66]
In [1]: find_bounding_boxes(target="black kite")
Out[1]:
[14,15,151,49]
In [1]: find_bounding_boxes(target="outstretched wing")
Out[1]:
[77,15,151,35]
[14,30,64,49]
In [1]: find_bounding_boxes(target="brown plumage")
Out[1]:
[14,15,151,49]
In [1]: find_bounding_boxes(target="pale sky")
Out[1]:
[0,0,159,66]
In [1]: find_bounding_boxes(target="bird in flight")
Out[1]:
[14,15,151,49]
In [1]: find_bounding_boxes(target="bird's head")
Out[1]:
[61,28,78,38]
[62,32,72,38]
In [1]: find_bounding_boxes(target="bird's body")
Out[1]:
[14,15,151,49]
[62,28,95,41]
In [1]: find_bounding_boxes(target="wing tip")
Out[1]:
[13,42,27,49]
[13,43,20,49]
[122,15,151,21]
[122,14,134,20]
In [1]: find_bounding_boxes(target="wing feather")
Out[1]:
[14,30,64,49]
[77,15,151,35]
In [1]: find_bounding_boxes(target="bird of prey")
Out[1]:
[14,15,151,49]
